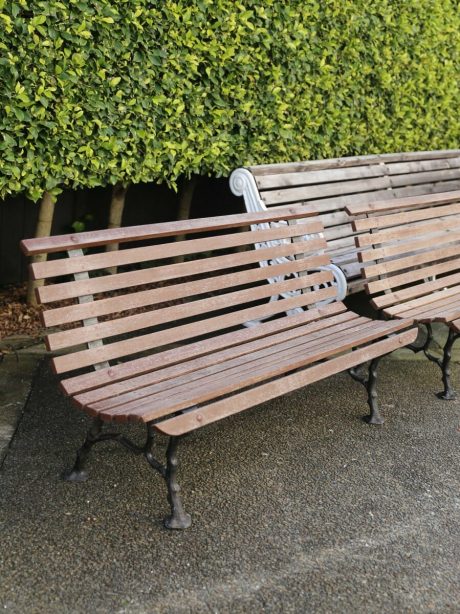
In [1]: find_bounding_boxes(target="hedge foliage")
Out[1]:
[0,0,459,201]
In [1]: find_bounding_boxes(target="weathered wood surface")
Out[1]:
[22,209,416,435]
[351,192,460,325]
[237,151,460,293]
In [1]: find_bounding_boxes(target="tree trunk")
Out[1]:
[174,175,198,264]
[105,183,129,274]
[26,191,55,306]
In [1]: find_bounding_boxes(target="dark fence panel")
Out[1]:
[0,177,241,285]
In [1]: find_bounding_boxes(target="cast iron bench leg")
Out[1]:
[63,416,104,482]
[164,436,192,530]
[349,356,385,425]
[438,329,459,401]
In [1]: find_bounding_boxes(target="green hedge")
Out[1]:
[1,0,459,201]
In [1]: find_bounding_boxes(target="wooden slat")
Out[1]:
[98,319,413,423]
[367,257,460,297]
[384,286,460,316]
[62,302,346,395]
[154,329,417,434]
[392,180,460,199]
[352,203,460,233]
[355,217,460,247]
[262,176,391,206]
[92,315,380,415]
[248,151,460,176]
[358,228,460,263]
[372,271,460,310]
[75,309,359,407]
[52,288,339,373]
[346,190,460,216]
[387,157,460,176]
[363,244,460,280]
[20,207,318,256]
[38,244,330,304]
[389,168,460,188]
[388,292,460,321]
[255,165,385,190]
[46,272,335,351]
[43,258,332,327]
[31,223,325,280]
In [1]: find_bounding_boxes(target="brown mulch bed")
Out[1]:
[0,283,45,340]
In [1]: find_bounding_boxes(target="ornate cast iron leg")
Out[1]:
[349,356,385,425]
[364,357,385,425]
[437,328,459,400]
[63,416,104,482]
[164,436,192,530]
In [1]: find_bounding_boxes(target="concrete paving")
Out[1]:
[1,340,460,613]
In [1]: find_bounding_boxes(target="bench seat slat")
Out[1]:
[384,286,460,316]
[84,312,366,412]
[154,329,417,436]
[62,302,346,395]
[387,292,460,321]
[74,309,359,408]
[255,165,385,190]
[93,318,413,424]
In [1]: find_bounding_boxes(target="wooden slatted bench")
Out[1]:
[346,190,460,400]
[21,209,417,530]
[230,149,460,296]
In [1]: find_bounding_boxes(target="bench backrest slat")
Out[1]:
[232,150,460,292]
[349,194,460,308]
[21,209,339,376]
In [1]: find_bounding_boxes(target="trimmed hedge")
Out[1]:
[0,0,459,201]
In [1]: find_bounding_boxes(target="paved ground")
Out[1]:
[0,337,459,613]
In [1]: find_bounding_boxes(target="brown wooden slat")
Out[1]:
[358,228,460,264]
[248,151,460,176]
[46,272,335,351]
[62,302,346,395]
[450,319,460,332]
[387,158,460,176]
[346,190,460,216]
[262,176,391,206]
[355,217,460,247]
[353,203,460,233]
[53,288,339,373]
[31,222,325,280]
[91,315,379,415]
[384,286,460,316]
[97,319,413,423]
[38,243,330,304]
[20,207,318,256]
[43,258,332,327]
[75,309,358,407]
[362,244,460,280]
[367,257,460,297]
[372,271,460,310]
[255,165,385,190]
[387,292,460,321]
[389,169,460,188]
[153,329,417,434]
